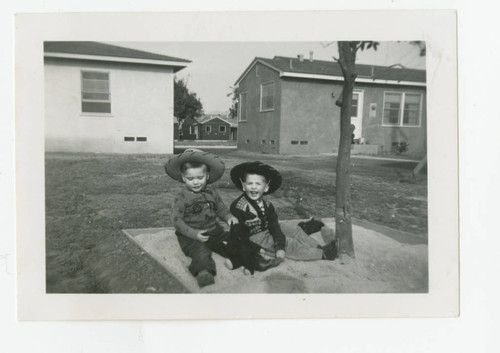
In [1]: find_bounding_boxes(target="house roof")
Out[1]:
[197,115,237,128]
[235,56,426,87]
[44,41,190,72]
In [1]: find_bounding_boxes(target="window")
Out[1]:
[81,71,111,113]
[261,140,266,144]
[300,141,308,145]
[260,81,275,111]
[383,92,423,127]
[219,125,226,133]
[137,137,147,142]
[239,92,247,122]
[205,126,211,133]
[403,94,422,126]
[291,141,299,145]
[246,139,250,144]
[270,140,275,145]
[189,126,195,134]
[124,137,135,141]
[351,93,359,117]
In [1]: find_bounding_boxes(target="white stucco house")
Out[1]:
[44,41,190,153]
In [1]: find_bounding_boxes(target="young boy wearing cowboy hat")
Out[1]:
[229,161,337,262]
[165,149,238,288]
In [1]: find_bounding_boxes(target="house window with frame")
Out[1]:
[351,93,359,117]
[383,92,422,127]
[219,125,226,133]
[81,71,111,114]
[205,126,211,133]
[189,126,195,134]
[239,92,247,122]
[260,81,275,111]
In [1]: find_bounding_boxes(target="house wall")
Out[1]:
[358,83,427,157]
[279,78,341,154]
[44,58,174,153]
[199,118,230,140]
[237,63,282,154]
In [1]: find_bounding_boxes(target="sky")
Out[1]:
[117,41,426,114]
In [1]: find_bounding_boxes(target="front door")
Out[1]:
[351,90,364,140]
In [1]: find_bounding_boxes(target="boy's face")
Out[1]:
[182,166,209,193]
[242,173,269,201]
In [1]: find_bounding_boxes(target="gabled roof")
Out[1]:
[197,115,237,127]
[44,41,190,72]
[235,56,426,87]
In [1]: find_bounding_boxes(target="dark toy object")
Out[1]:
[298,218,325,235]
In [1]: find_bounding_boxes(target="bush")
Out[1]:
[392,141,409,154]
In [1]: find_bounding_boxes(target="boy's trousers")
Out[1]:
[176,230,230,277]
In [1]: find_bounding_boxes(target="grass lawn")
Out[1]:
[45,149,427,293]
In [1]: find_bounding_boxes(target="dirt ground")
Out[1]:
[44,150,427,293]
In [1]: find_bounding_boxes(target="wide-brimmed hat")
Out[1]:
[230,161,282,194]
[165,149,225,184]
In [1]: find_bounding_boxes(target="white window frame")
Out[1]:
[189,126,195,134]
[260,81,275,112]
[351,92,360,118]
[219,125,226,133]
[239,92,247,122]
[205,125,212,133]
[80,70,112,115]
[382,91,423,128]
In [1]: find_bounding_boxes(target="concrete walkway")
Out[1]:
[321,153,421,163]
[123,219,428,294]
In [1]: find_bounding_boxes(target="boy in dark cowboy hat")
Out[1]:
[229,161,337,262]
[165,149,238,288]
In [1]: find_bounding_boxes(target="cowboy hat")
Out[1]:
[230,161,282,194]
[165,149,225,183]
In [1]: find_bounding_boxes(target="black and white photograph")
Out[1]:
[6,2,500,353]
[14,10,459,320]
[43,40,428,294]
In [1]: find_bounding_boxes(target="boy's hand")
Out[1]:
[227,216,239,225]
[196,230,210,242]
[276,250,286,259]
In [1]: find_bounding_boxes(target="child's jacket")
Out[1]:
[172,186,232,239]
[230,193,286,251]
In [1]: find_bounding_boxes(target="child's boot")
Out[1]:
[320,241,338,260]
[196,270,215,288]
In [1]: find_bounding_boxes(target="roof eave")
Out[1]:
[234,58,282,86]
[44,52,190,71]
[280,72,426,87]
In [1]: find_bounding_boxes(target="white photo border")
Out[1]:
[15,10,458,320]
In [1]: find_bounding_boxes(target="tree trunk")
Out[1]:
[335,42,357,258]
[412,154,427,177]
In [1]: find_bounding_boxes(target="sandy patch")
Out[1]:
[125,221,427,293]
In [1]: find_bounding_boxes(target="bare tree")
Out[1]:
[334,41,379,260]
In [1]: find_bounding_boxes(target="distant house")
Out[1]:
[234,55,426,156]
[174,115,238,141]
[44,41,190,153]
[197,115,238,141]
